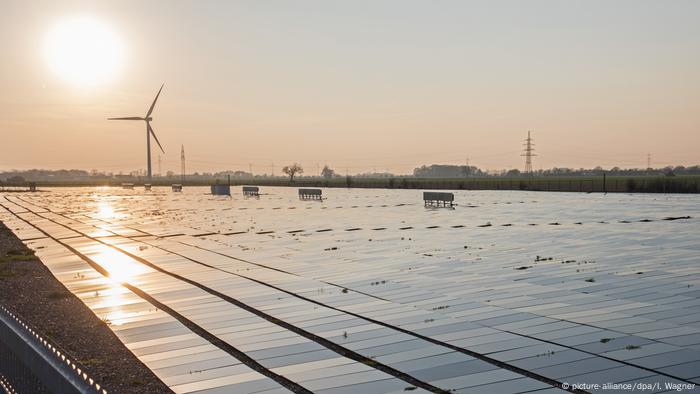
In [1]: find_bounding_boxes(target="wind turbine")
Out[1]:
[108,84,165,180]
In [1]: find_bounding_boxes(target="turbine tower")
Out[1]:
[181,144,186,185]
[108,84,166,180]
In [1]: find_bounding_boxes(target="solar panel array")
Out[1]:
[1,187,699,393]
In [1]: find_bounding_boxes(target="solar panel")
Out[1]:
[2,186,699,393]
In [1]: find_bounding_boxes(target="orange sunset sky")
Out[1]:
[1,0,698,175]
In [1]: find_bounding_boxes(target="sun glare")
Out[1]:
[96,201,116,219]
[43,15,124,87]
[91,247,147,284]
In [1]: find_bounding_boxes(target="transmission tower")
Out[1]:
[180,145,186,184]
[158,153,162,176]
[647,153,651,171]
[521,130,536,174]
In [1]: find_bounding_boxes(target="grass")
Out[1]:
[6,248,32,256]
[1,248,37,266]
[48,291,71,300]
[0,266,15,278]
[535,350,556,357]
[362,359,379,367]
[0,254,37,263]
[0,251,33,277]
[79,358,104,367]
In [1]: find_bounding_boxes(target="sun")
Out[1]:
[43,16,124,87]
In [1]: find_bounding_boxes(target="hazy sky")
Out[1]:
[1,0,698,175]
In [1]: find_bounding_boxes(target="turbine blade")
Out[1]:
[146,83,164,117]
[108,117,144,120]
[148,123,165,153]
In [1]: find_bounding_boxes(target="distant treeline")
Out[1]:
[2,164,699,183]
[236,175,700,194]
[414,165,484,177]
[413,164,700,178]
[2,171,699,193]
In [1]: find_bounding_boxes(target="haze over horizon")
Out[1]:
[1,0,698,175]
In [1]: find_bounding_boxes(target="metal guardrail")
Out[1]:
[0,305,106,394]
[0,372,19,394]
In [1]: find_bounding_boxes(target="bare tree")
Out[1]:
[282,163,303,182]
[321,165,336,179]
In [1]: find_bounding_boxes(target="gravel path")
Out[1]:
[0,221,173,394]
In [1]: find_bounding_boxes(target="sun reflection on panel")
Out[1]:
[90,246,148,284]
[97,204,115,219]
[89,280,129,325]
[95,201,121,219]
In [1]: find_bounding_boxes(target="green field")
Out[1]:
[15,175,700,193]
[230,175,700,193]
